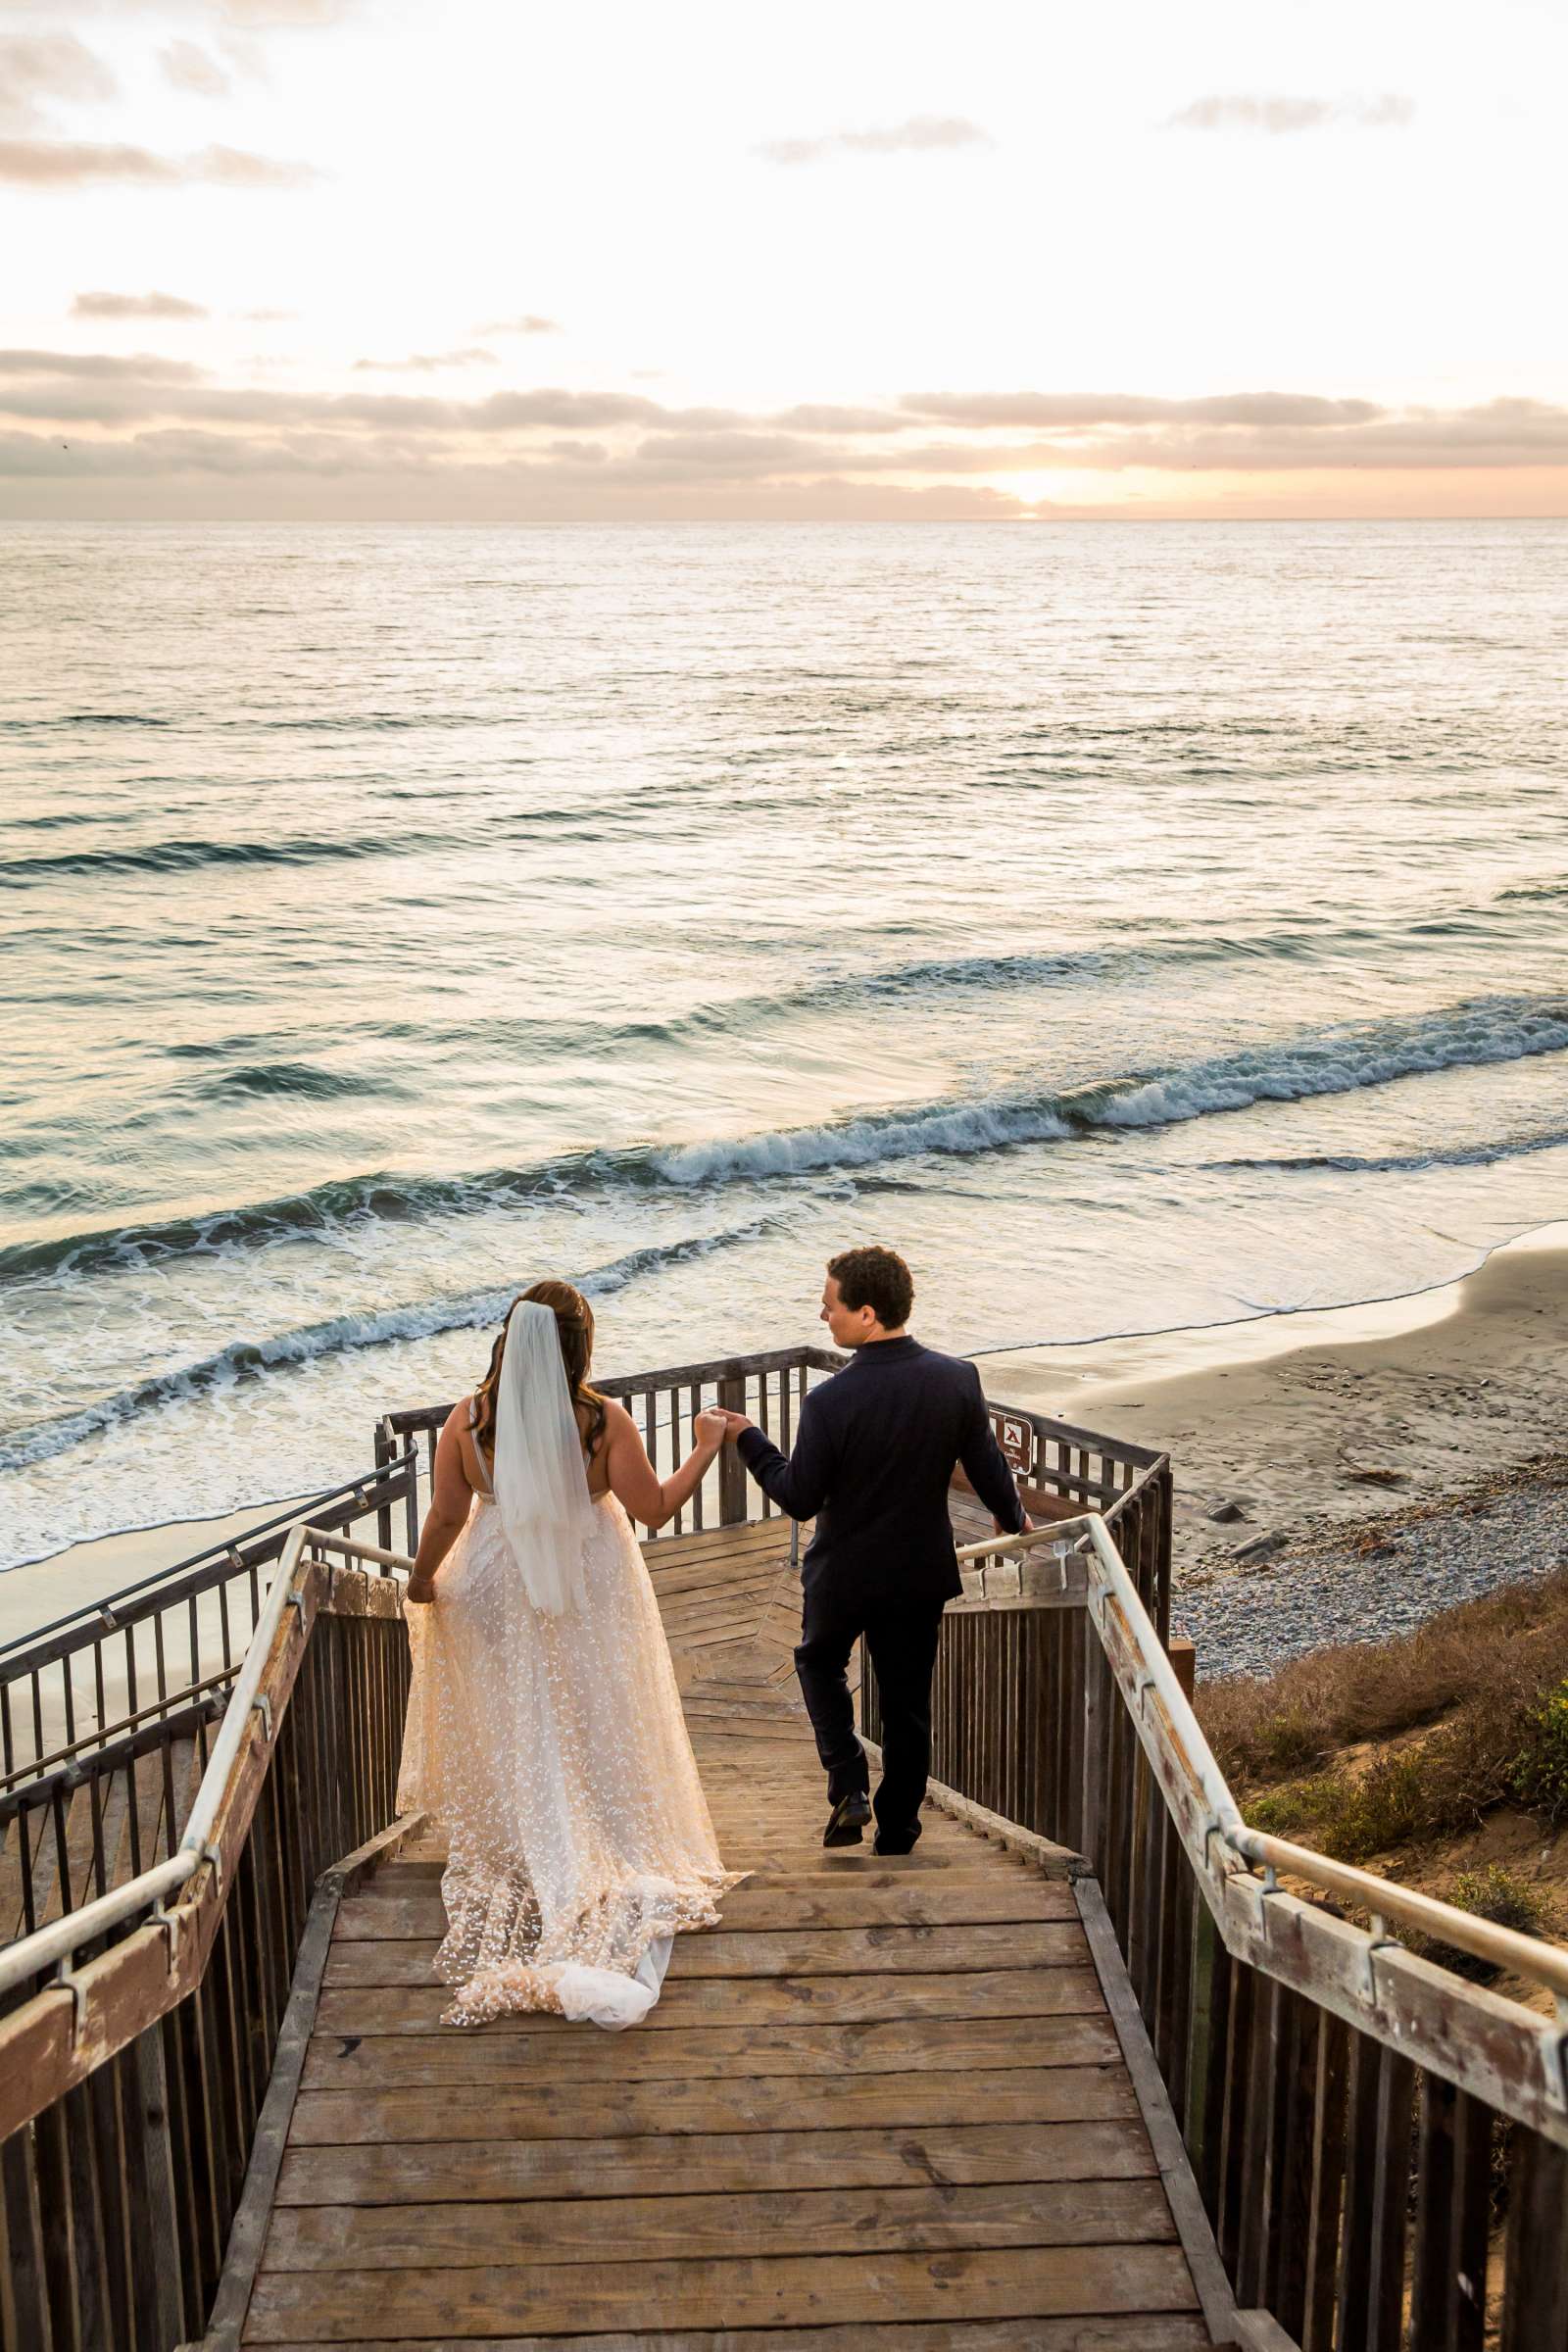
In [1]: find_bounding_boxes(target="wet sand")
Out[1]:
[985,1223,1568,1576]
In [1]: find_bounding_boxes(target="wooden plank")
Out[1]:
[1502,2125,1568,2352]
[246,2322,1209,2352]
[275,2116,1157,2206]
[288,2064,1142,2146]
[319,1919,1091,1994]
[323,1914,1089,1977]
[1072,1874,1239,2346]
[333,1878,1074,1940]
[199,1875,343,2350]
[242,2242,1200,2341]
[263,2176,1177,2269]
[297,2004,1116,2088]
[314,1964,1105,2035]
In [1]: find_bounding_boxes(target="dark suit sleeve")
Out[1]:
[957,1371,1026,1532]
[735,1388,839,1521]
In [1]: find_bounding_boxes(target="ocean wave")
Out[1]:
[656,994,1568,1185]
[0,833,433,887]
[0,1223,775,1474]
[9,994,1565,1287]
[1202,1127,1568,1177]
[197,1062,396,1102]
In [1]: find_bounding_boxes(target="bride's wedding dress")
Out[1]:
[396,1312,742,2030]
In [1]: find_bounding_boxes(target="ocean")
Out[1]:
[3,518,1566,1571]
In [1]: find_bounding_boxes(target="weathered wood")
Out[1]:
[242,2243,1200,2341]
[1502,2124,1568,2352]
[264,2176,1177,2269]
[241,2320,1210,2352]
[276,2116,1157,2206]
[291,2061,1144,2150]
[313,1959,1108,2035]
[296,2005,1115,2089]
[1074,1874,1241,2346]
[334,1876,1075,1941]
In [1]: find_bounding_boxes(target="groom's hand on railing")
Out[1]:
[993,1510,1036,1539]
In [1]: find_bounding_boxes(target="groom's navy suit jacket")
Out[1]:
[735,1337,1026,1614]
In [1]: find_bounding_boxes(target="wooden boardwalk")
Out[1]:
[241,1517,1212,2348]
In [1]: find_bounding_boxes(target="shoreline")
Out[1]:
[6,1220,1566,1664]
[988,1219,1568,1601]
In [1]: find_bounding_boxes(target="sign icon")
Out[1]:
[992,1413,1032,1474]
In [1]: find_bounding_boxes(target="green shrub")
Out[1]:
[1510,1681,1568,1827]
[1415,1864,1551,1984]
[1244,1755,1428,1862]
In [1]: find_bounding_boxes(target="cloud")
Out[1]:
[160,39,231,96]
[73,290,210,320]
[0,139,318,186]
[901,391,1383,429]
[0,348,205,382]
[770,403,908,434]
[756,115,992,166]
[353,349,495,372]
[3,355,1564,520]
[1165,93,1414,133]
[476,315,561,336]
[0,32,117,131]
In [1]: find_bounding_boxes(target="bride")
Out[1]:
[395,1280,744,2029]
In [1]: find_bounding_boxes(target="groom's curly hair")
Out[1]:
[827,1246,914,1330]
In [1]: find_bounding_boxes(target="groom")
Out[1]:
[716,1247,1032,1853]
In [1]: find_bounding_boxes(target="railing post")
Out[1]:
[372,1421,392,1554]
[716,1378,749,1526]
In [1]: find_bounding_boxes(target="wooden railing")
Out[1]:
[0,1457,418,1796]
[865,1496,1568,2347]
[0,1463,417,1964]
[0,1522,413,2350]
[375,1343,1172,1628]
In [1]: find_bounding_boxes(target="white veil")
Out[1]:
[490,1300,597,1616]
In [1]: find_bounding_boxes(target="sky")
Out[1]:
[2,0,1565,521]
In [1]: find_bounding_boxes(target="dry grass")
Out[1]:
[1196,1565,1568,1788]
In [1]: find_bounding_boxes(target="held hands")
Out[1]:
[695,1407,752,1450]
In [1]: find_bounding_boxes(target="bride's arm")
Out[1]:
[405,1406,474,1602]
[602,1400,726,1532]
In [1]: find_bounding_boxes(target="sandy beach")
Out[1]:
[987,1223,1568,1559]
[988,1223,1568,1673]
[0,1494,313,1661]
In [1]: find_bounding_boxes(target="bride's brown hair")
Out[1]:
[471,1280,608,1459]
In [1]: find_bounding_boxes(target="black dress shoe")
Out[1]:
[871,1831,919,1856]
[822,1790,873,1847]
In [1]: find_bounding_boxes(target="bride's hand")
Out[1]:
[405,1570,437,1606]
[695,1408,730,1449]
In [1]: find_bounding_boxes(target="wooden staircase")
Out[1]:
[236,1517,1214,2347]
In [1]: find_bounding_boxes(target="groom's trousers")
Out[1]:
[794,1588,947,1849]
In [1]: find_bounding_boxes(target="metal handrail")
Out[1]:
[956,1517,1568,2006]
[0,1521,414,1998]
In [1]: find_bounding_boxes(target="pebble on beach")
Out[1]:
[1179,1455,1568,1682]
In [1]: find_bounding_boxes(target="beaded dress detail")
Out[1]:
[397,1348,742,2030]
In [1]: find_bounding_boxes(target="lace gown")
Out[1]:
[396,1441,744,2029]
